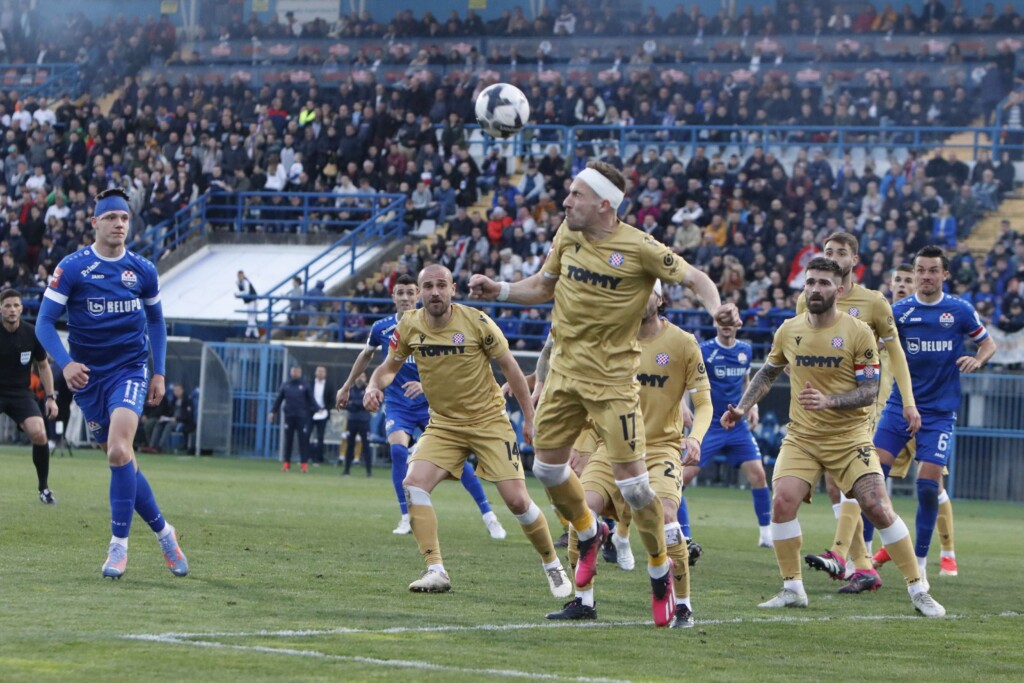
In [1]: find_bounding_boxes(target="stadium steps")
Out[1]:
[965,196,1024,256]
[97,88,122,116]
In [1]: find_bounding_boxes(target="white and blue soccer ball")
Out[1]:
[475,83,530,138]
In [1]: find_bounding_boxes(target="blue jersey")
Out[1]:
[367,313,427,410]
[700,338,753,422]
[887,293,988,415]
[43,247,160,375]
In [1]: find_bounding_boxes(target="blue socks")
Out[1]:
[677,492,691,538]
[915,478,941,559]
[390,444,410,514]
[134,469,166,534]
[460,462,492,514]
[752,486,772,527]
[109,462,137,539]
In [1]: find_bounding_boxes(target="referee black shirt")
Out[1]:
[0,320,47,393]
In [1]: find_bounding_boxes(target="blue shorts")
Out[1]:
[699,423,762,469]
[874,409,956,468]
[384,400,429,438]
[74,364,149,444]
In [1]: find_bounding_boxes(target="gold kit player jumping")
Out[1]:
[545,280,712,628]
[471,161,739,626]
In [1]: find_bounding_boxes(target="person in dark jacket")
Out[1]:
[269,365,316,472]
[343,371,372,476]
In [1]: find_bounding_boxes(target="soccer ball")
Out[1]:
[475,83,530,139]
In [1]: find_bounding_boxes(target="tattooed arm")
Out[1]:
[722,363,785,429]
[798,378,880,411]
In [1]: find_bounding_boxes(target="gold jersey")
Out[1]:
[766,311,880,440]
[639,321,710,448]
[389,303,510,426]
[798,283,899,414]
[541,221,691,385]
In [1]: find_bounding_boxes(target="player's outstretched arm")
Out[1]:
[725,363,784,428]
[680,266,740,326]
[495,350,535,445]
[468,272,556,305]
[337,347,376,408]
[364,356,404,413]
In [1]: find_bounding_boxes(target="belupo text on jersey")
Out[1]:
[89,298,143,315]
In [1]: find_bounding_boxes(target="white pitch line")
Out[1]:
[126,610,1023,641]
[127,633,637,683]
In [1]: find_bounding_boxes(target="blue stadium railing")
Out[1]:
[247,295,791,355]
[128,190,407,264]
[478,122,1018,162]
[0,63,80,98]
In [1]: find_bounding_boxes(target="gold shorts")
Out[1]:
[889,439,917,479]
[409,417,524,483]
[773,433,882,497]
[535,369,646,464]
[572,420,600,456]
[582,443,684,513]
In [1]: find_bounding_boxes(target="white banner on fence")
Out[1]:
[988,328,1024,366]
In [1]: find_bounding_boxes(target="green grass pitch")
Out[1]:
[1,446,1022,682]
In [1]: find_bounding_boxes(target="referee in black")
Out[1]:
[1,288,58,503]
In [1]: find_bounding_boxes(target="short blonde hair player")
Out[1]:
[471,161,740,626]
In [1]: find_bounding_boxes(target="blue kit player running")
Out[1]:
[336,273,506,539]
[35,188,188,580]
[679,318,773,551]
[873,246,996,588]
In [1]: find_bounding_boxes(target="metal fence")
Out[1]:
[206,342,288,458]
[953,373,1024,501]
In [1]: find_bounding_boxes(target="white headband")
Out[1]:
[575,168,624,210]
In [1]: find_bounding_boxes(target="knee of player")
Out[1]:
[499,489,532,515]
[616,477,655,509]
[770,491,800,520]
[106,442,134,466]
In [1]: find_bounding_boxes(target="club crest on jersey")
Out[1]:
[608,252,624,267]
[452,332,465,345]
[939,312,955,328]
[831,337,845,349]
[87,298,106,316]
[655,352,670,366]
[738,352,748,364]
[848,306,860,317]
[121,270,138,289]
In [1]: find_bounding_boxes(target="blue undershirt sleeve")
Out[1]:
[145,301,168,376]
[34,296,73,369]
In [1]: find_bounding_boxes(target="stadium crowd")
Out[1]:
[1,2,1024,352]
